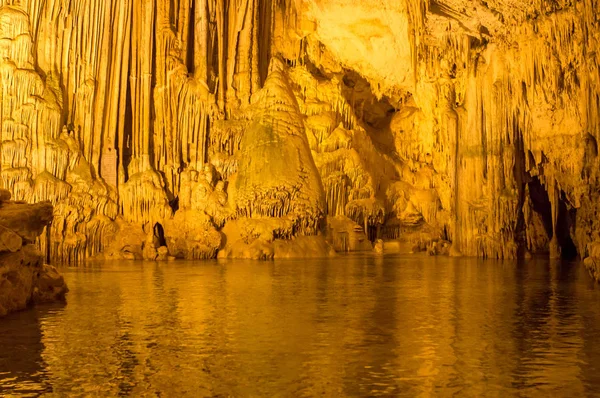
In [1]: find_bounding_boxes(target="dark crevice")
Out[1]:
[303,56,330,81]
[341,70,397,131]
[122,77,133,182]
[148,8,158,168]
[582,133,597,179]
[258,0,273,85]
[187,0,196,75]
[528,177,553,238]
[527,177,578,259]
[557,191,578,260]
[153,223,167,247]
[169,196,180,213]
[367,225,380,243]
[514,131,528,257]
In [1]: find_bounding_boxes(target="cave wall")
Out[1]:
[0,0,599,261]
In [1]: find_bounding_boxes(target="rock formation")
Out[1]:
[0,0,599,266]
[0,189,67,317]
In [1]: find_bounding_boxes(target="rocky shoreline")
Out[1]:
[0,190,68,317]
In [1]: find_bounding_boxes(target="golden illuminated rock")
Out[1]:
[0,193,67,317]
[0,0,596,267]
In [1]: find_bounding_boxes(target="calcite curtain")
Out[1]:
[0,0,599,262]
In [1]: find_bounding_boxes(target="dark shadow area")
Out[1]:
[341,70,397,131]
[527,177,577,259]
[528,177,553,238]
[0,306,64,395]
[258,0,274,85]
[121,81,133,182]
[367,225,380,242]
[556,191,578,260]
[153,223,167,247]
[169,196,180,212]
[186,0,196,75]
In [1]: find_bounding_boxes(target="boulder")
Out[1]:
[0,200,68,317]
[32,264,69,304]
[0,247,40,317]
[0,245,67,317]
[164,210,222,260]
[96,218,146,260]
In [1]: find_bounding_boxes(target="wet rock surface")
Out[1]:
[0,192,67,317]
[0,0,597,270]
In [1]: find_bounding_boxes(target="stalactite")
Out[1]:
[0,0,597,261]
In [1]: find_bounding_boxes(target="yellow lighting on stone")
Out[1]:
[0,0,596,270]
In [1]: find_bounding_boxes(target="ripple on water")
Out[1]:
[1,256,600,396]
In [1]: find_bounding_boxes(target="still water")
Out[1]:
[1,255,600,397]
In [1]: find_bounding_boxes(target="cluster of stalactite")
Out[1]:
[2,0,600,262]
[285,65,399,238]
[282,0,600,260]
[0,0,297,262]
[387,0,600,259]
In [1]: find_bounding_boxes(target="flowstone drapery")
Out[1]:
[1,0,599,266]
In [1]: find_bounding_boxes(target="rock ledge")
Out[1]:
[0,190,68,317]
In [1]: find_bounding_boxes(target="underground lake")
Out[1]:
[2,254,600,397]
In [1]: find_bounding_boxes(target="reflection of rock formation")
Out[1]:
[3,256,596,395]
[0,190,67,317]
[0,306,52,394]
[0,0,599,263]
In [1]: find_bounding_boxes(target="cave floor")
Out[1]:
[1,254,600,396]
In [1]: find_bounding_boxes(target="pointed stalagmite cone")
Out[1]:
[0,0,597,263]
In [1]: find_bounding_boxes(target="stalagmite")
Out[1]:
[218,57,326,255]
[0,0,596,266]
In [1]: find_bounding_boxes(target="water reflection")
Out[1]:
[0,304,61,396]
[1,255,600,396]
